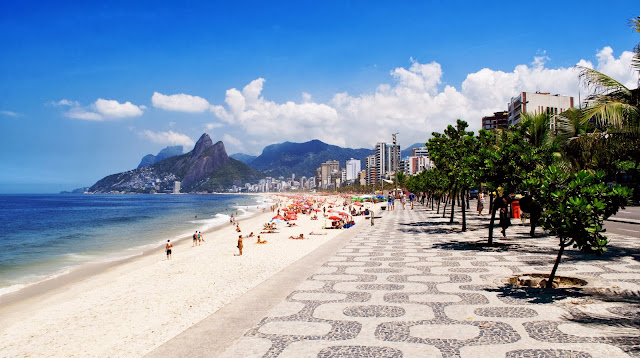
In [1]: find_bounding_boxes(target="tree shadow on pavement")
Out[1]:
[430,240,519,252]
[485,285,590,304]
[398,227,457,235]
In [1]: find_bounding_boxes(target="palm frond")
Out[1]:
[633,43,640,84]
[555,109,586,144]
[582,100,640,129]
[576,66,631,97]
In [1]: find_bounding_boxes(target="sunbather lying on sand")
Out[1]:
[309,232,327,235]
[260,230,278,234]
[289,233,304,240]
[256,235,267,244]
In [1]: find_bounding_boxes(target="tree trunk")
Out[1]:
[547,238,566,288]
[436,196,440,214]
[461,191,467,232]
[449,190,455,223]
[488,193,496,246]
[466,190,470,209]
[442,195,447,218]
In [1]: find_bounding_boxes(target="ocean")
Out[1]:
[0,193,270,297]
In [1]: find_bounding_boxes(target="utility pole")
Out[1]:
[392,133,398,194]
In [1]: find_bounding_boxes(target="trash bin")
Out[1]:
[511,200,521,219]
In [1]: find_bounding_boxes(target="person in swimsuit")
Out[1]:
[166,240,173,260]
[192,231,198,247]
[237,234,244,255]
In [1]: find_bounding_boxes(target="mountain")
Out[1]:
[137,145,184,168]
[229,153,258,164]
[401,143,425,158]
[248,140,374,178]
[89,134,264,193]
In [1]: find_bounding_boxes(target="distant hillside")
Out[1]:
[249,140,374,178]
[401,143,426,158]
[137,145,183,168]
[230,153,258,164]
[89,134,264,193]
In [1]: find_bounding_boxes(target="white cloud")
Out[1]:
[139,130,195,148]
[61,98,145,121]
[222,133,243,148]
[205,122,224,130]
[1,110,20,117]
[151,92,210,112]
[94,99,144,118]
[208,46,636,149]
[66,107,103,121]
[49,99,79,107]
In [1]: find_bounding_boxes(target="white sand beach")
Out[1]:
[0,193,383,357]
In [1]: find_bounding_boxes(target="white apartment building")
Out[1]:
[508,92,574,126]
[345,158,361,181]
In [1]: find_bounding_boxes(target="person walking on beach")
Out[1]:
[192,231,198,247]
[198,231,204,244]
[165,240,173,260]
[237,234,244,256]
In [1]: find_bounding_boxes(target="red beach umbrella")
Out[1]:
[338,212,349,216]
[328,216,341,220]
[272,215,285,220]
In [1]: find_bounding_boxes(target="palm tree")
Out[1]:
[575,17,639,130]
[520,111,554,148]
[395,170,406,190]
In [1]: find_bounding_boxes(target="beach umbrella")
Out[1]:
[270,218,284,223]
[312,208,321,212]
[353,203,362,207]
[272,215,285,220]
[338,212,349,216]
[328,216,341,220]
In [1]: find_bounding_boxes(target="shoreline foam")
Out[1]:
[0,194,273,301]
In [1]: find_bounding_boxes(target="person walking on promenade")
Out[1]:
[498,195,511,237]
[477,192,485,216]
[165,240,173,260]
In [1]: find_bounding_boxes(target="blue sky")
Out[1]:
[1,1,638,193]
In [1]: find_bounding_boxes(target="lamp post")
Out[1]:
[392,133,399,195]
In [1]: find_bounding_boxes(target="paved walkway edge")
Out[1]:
[146,218,377,358]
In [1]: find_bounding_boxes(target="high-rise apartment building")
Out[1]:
[320,160,340,189]
[508,92,574,126]
[345,158,361,181]
[375,142,401,182]
[482,111,509,130]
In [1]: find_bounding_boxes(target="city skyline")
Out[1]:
[1,1,638,193]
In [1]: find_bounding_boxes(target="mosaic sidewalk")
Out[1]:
[221,205,640,358]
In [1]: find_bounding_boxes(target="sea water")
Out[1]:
[0,193,271,296]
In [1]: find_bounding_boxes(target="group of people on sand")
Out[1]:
[192,231,205,246]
